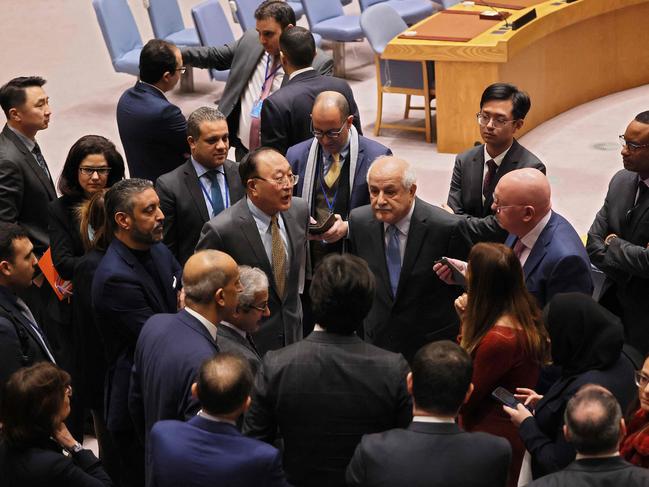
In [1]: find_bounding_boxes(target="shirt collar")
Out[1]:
[483,142,513,167]
[412,415,456,424]
[520,210,552,249]
[289,66,315,80]
[197,410,237,426]
[220,321,246,339]
[383,199,416,236]
[191,156,223,179]
[139,80,167,97]
[7,125,36,152]
[185,306,217,341]
[322,134,351,161]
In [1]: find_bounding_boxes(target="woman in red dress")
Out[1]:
[620,355,649,468]
[456,242,550,487]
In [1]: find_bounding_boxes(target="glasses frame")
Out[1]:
[310,120,348,139]
[476,112,518,129]
[252,174,299,188]
[176,66,187,74]
[635,370,649,388]
[619,135,649,152]
[79,166,111,176]
[247,302,269,312]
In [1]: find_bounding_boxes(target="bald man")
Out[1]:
[129,250,243,449]
[348,156,469,362]
[438,168,592,307]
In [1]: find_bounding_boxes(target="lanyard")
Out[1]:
[199,170,230,214]
[318,161,339,213]
[260,55,281,96]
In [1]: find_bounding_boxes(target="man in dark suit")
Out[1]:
[218,265,268,374]
[446,83,545,219]
[149,353,290,487]
[260,27,361,155]
[0,223,56,398]
[349,156,468,362]
[346,340,511,487]
[117,39,189,181]
[0,76,55,257]
[182,0,333,159]
[587,111,649,353]
[196,147,309,354]
[526,384,649,487]
[92,179,182,487]
[156,106,245,266]
[129,250,242,449]
[243,254,411,487]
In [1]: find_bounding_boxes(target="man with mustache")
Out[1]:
[92,178,182,487]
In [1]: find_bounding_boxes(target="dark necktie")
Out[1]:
[482,159,497,201]
[626,180,649,225]
[204,170,225,217]
[15,297,56,363]
[32,143,51,180]
[271,215,287,298]
[246,333,259,356]
[386,225,401,297]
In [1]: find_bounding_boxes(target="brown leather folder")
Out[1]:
[398,10,501,42]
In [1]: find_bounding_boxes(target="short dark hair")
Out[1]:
[139,39,178,84]
[0,363,71,447]
[187,106,226,140]
[104,178,154,234]
[58,135,125,197]
[196,353,253,415]
[411,341,473,416]
[480,82,531,120]
[635,111,649,125]
[280,26,315,69]
[309,254,375,334]
[564,384,622,455]
[0,222,28,263]
[239,146,281,186]
[0,76,46,116]
[254,0,296,29]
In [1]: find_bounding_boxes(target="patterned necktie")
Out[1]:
[513,238,527,260]
[324,153,342,188]
[482,159,497,201]
[249,55,280,151]
[32,143,52,180]
[270,215,287,298]
[203,170,225,216]
[386,225,401,297]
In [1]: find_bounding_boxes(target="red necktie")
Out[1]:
[482,159,498,201]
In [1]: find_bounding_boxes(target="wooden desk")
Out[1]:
[383,0,649,153]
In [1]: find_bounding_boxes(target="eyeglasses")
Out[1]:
[635,371,649,388]
[176,66,187,74]
[476,112,517,129]
[619,135,649,152]
[253,174,299,187]
[248,301,269,312]
[79,166,111,176]
[310,120,347,139]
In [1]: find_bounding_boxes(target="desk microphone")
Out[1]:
[480,1,511,29]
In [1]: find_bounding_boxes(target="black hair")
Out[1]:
[0,76,46,116]
[480,82,531,120]
[280,26,315,69]
[196,353,253,415]
[254,0,296,29]
[239,146,281,187]
[635,111,649,125]
[139,39,178,84]
[104,178,154,234]
[0,222,28,263]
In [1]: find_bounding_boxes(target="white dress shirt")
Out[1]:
[185,306,217,341]
[517,210,552,267]
[246,198,290,270]
[482,143,512,203]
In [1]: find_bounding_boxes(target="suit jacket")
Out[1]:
[116,81,188,181]
[348,199,470,362]
[48,195,85,280]
[505,211,593,308]
[196,197,309,353]
[527,456,649,487]
[156,159,245,266]
[182,30,333,150]
[447,139,546,217]
[129,309,220,446]
[243,331,411,487]
[149,416,290,487]
[587,169,649,352]
[0,124,56,255]
[91,239,181,431]
[287,134,391,212]
[217,324,262,374]
[261,69,362,154]
[346,421,511,487]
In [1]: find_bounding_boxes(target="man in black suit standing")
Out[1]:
[587,111,649,354]
[117,39,189,181]
[349,156,467,362]
[346,340,511,487]
[157,106,245,266]
[0,76,55,257]
[196,147,308,354]
[260,26,361,155]
[244,254,411,487]
[446,83,545,219]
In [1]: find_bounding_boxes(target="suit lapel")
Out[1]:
[178,310,218,350]
[398,200,426,299]
[372,219,393,300]
[470,149,486,214]
[626,177,649,236]
[223,161,241,204]
[237,202,275,293]
[0,289,54,360]
[2,126,55,198]
[183,162,210,222]
[522,213,556,279]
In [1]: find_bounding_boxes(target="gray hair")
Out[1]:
[366,156,417,190]
[183,250,229,304]
[237,266,269,310]
[104,178,154,234]
[187,106,227,139]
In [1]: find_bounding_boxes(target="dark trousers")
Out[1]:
[110,428,144,487]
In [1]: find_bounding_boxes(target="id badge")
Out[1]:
[251,99,263,119]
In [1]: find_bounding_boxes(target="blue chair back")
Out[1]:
[302,0,345,25]
[441,0,461,7]
[360,3,407,55]
[92,0,143,75]
[147,0,185,40]
[192,0,234,81]
[233,0,258,31]
[359,0,386,10]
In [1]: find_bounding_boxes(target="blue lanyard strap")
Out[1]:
[261,55,281,93]
[199,170,230,213]
[318,160,339,213]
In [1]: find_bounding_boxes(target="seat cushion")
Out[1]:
[165,27,200,47]
[114,48,142,76]
[312,15,363,42]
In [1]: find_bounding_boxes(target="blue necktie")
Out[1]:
[32,143,52,180]
[204,170,225,217]
[386,225,401,297]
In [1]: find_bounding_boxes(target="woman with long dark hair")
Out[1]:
[620,355,649,467]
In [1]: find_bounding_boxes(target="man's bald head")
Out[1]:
[312,91,350,121]
[311,91,353,155]
[183,250,239,306]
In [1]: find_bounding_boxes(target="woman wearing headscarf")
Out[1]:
[503,292,636,480]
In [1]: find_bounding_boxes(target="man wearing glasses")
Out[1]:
[116,39,189,182]
[446,83,546,220]
[197,147,309,354]
[587,111,649,354]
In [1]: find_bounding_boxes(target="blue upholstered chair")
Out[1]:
[358,0,434,25]
[441,0,462,7]
[191,0,235,82]
[92,0,143,76]
[146,0,200,47]
[360,3,435,142]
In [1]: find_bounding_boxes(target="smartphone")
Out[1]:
[308,213,337,236]
[434,256,467,287]
[491,386,520,409]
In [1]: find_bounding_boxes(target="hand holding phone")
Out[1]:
[491,386,520,409]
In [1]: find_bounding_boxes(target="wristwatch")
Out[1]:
[66,442,84,454]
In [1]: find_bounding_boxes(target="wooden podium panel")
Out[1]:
[383,0,649,153]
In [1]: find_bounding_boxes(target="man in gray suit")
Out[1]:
[182,0,333,159]
[157,107,245,266]
[196,147,308,354]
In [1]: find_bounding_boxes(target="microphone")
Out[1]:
[479,1,511,29]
